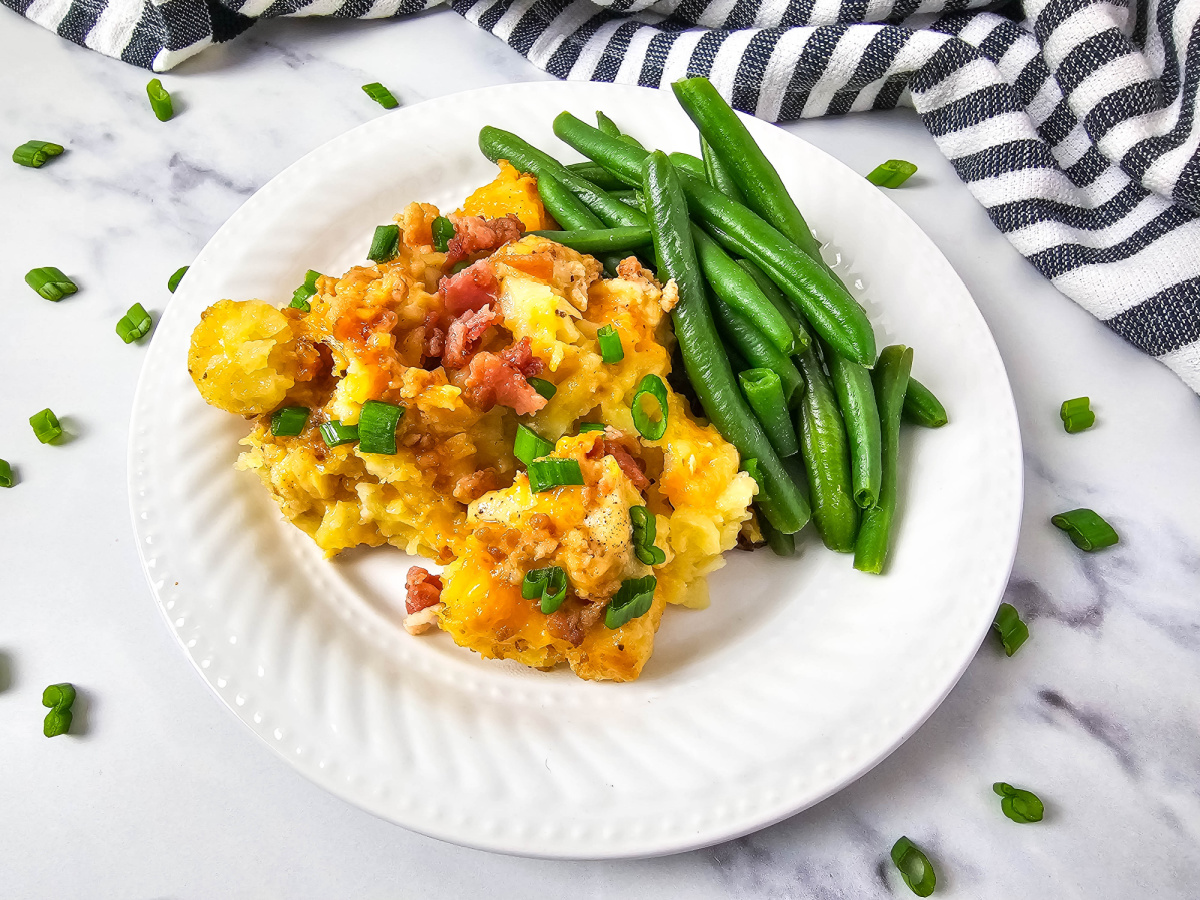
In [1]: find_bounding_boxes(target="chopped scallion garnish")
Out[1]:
[866,159,918,188]
[432,216,455,252]
[521,566,568,614]
[290,269,323,312]
[167,266,188,293]
[991,602,1028,656]
[271,406,309,437]
[116,303,153,343]
[1059,396,1095,433]
[631,374,668,440]
[630,505,665,566]
[368,224,400,262]
[604,575,656,629]
[361,82,399,109]
[527,377,557,400]
[993,783,1044,823]
[597,324,624,363]
[42,683,76,738]
[527,457,584,493]
[319,420,358,447]
[0,459,14,488]
[578,422,606,433]
[357,400,404,454]
[514,424,554,466]
[146,78,174,121]
[1051,508,1118,551]
[13,140,64,168]
[29,408,63,444]
[890,836,936,897]
[25,267,77,301]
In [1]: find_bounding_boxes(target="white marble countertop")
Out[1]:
[2,9,1199,898]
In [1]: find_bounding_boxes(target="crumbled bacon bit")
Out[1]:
[498,336,543,378]
[616,256,656,283]
[439,259,500,315]
[405,566,444,614]
[547,606,585,647]
[461,350,547,415]
[445,214,525,265]
[423,310,446,359]
[452,468,498,504]
[603,439,650,490]
[404,604,442,635]
[442,304,500,370]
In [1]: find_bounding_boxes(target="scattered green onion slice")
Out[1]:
[319,420,358,447]
[450,259,471,275]
[1051,508,1119,551]
[146,78,174,121]
[167,266,188,293]
[0,459,13,488]
[527,457,584,493]
[578,422,606,433]
[361,82,399,109]
[368,224,400,263]
[432,216,456,252]
[42,683,77,738]
[358,400,404,454]
[890,836,936,897]
[1059,396,1095,433]
[604,575,657,629]
[25,266,77,301]
[528,377,557,400]
[521,566,569,614]
[515,424,554,466]
[29,408,63,444]
[630,505,666,566]
[993,782,1045,823]
[597,324,624,363]
[271,406,310,437]
[116,303,153,343]
[290,269,323,312]
[991,602,1029,657]
[867,159,918,188]
[631,374,668,441]
[12,140,64,168]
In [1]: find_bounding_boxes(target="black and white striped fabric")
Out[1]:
[8,0,1199,390]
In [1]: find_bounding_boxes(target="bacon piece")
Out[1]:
[603,439,650,490]
[452,467,498,504]
[423,310,446,359]
[439,260,500,315]
[462,350,547,415]
[442,304,500,370]
[405,567,444,615]
[445,214,525,265]
[498,336,543,378]
[547,606,585,647]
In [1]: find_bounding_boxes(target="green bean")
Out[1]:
[903,377,948,427]
[701,137,746,205]
[643,150,810,535]
[668,151,706,179]
[710,293,804,403]
[758,507,796,556]
[531,226,651,253]
[739,368,799,458]
[822,339,882,509]
[611,189,644,208]
[565,161,628,191]
[535,172,603,230]
[735,258,811,354]
[854,345,913,573]
[550,113,876,365]
[596,110,621,137]
[692,226,794,353]
[794,348,859,552]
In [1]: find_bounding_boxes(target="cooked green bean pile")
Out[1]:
[478,78,949,572]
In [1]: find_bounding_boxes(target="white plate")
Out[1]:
[128,82,1022,859]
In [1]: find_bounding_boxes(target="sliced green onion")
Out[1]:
[521,566,569,614]
[167,265,188,293]
[527,457,584,493]
[527,377,557,400]
[0,459,14,488]
[29,408,63,444]
[631,374,668,441]
[362,82,399,109]
[368,224,400,263]
[630,505,666,566]
[146,78,174,122]
[1051,508,1119,551]
[1060,396,1095,433]
[514,423,554,465]
[604,575,657,629]
[891,837,936,897]
[42,683,76,738]
[116,303,153,343]
[319,420,358,447]
[25,266,77,301]
[597,324,624,363]
[13,140,64,168]
[993,782,1045,823]
[357,400,404,454]
[867,160,918,188]
[992,602,1029,657]
[271,406,309,437]
[432,216,456,252]
[290,269,323,312]
[578,422,606,433]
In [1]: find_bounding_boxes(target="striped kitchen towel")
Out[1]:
[7,0,1199,391]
